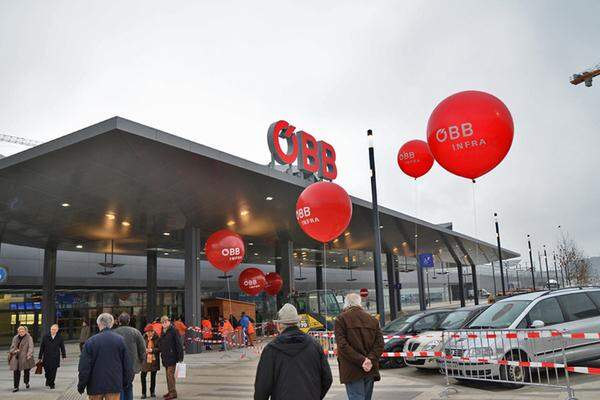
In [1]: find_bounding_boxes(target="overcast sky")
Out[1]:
[1,1,599,263]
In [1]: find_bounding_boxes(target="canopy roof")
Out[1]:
[0,117,518,267]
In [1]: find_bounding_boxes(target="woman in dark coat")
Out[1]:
[38,323,66,389]
[8,325,35,392]
[140,326,161,398]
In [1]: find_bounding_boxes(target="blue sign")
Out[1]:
[0,266,7,283]
[393,283,402,290]
[418,253,434,268]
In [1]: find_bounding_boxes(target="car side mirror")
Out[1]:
[530,320,545,329]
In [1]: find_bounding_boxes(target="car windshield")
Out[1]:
[439,310,471,330]
[382,313,420,333]
[468,300,531,329]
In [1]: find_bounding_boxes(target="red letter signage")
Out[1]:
[267,120,338,180]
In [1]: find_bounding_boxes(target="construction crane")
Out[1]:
[0,134,42,158]
[570,62,600,87]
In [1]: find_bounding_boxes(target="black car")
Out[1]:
[379,309,452,368]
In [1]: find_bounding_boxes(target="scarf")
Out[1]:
[146,337,155,364]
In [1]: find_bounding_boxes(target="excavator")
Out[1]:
[290,289,342,333]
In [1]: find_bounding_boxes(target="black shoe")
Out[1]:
[150,393,156,398]
[141,395,147,399]
[12,388,19,393]
[50,385,55,389]
[25,383,30,389]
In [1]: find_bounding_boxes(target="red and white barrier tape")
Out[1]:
[450,331,600,340]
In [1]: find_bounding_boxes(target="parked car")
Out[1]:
[404,304,490,369]
[443,287,600,384]
[379,308,452,368]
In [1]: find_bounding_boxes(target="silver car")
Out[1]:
[443,287,600,382]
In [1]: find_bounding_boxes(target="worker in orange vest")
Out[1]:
[247,321,256,346]
[218,316,234,351]
[201,316,213,350]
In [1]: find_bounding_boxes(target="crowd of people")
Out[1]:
[8,294,382,400]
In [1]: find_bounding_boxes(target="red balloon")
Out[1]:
[427,90,514,180]
[238,268,266,296]
[264,272,283,296]
[397,140,434,179]
[205,229,245,272]
[296,181,353,243]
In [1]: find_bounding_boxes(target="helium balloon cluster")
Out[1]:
[205,230,283,297]
[398,90,514,181]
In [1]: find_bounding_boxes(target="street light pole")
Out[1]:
[491,261,498,296]
[543,245,551,288]
[367,129,385,326]
[527,234,536,291]
[494,213,506,296]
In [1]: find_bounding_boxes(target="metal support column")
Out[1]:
[394,263,402,312]
[147,250,158,323]
[441,234,466,307]
[456,240,479,305]
[184,226,202,354]
[42,245,57,336]
[275,239,294,310]
[385,252,397,320]
[416,258,426,310]
[315,250,323,291]
[367,129,385,326]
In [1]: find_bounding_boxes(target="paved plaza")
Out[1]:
[2,342,600,400]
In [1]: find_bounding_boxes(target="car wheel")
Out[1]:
[500,351,529,388]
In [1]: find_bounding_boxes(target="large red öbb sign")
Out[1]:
[268,120,337,180]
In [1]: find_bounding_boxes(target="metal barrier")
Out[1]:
[440,329,577,400]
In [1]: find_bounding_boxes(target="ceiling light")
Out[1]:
[402,242,408,246]
[163,232,170,236]
[105,213,116,220]
[61,203,70,207]
[248,242,254,246]
[333,239,339,243]
[121,221,131,227]
[226,220,235,226]
[344,232,350,237]
[240,210,249,216]
[254,253,258,256]
[265,196,273,201]
[379,225,383,229]
[267,260,271,263]
[164,252,169,256]
[76,244,83,249]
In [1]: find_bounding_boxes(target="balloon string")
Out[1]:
[471,180,479,291]
[414,178,419,260]
[323,242,328,336]
[226,272,233,324]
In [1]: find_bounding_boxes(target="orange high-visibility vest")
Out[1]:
[201,319,213,339]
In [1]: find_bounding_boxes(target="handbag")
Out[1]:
[35,360,43,375]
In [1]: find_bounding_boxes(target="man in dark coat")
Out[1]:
[38,324,66,389]
[254,304,332,400]
[78,313,134,400]
[334,293,384,400]
[158,316,183,400]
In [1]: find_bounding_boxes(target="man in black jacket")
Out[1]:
[77,313,134,399]
[254,304,332,400]
[38,324,66,389]
[158,316,184,400]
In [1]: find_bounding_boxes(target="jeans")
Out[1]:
[120,384,133,400]
[345,377,374,400]
[13,369,30,389]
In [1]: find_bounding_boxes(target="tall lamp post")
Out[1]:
[527,235,536,291]
[543,245,551,288]
[367,129,385,326]
[494,213,506,296]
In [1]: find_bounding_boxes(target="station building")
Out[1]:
[0,117,518,348]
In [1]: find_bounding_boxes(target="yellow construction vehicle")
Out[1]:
[290,289,342,333]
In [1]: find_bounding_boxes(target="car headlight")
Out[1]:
[463,347,494,358]
[422,340,441,351]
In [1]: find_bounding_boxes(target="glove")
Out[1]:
[77,386,85,394]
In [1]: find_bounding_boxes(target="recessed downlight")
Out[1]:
[163,232,171,236]
[121,221,131,227]
[61,203,70,207]
[76,244,83,249]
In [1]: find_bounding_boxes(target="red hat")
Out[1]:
[144,324,155,333]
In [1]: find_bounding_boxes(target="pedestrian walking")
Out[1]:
[114,312,146,400]
[80,320,91,352]
[78,313,134,400]
[8,325,35,393]
[140,325,160,399]
[240,312,250,345]
[158,316,184,400]
[38,323,66,389]
[334,293,384,400]
[254,303,332,400]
